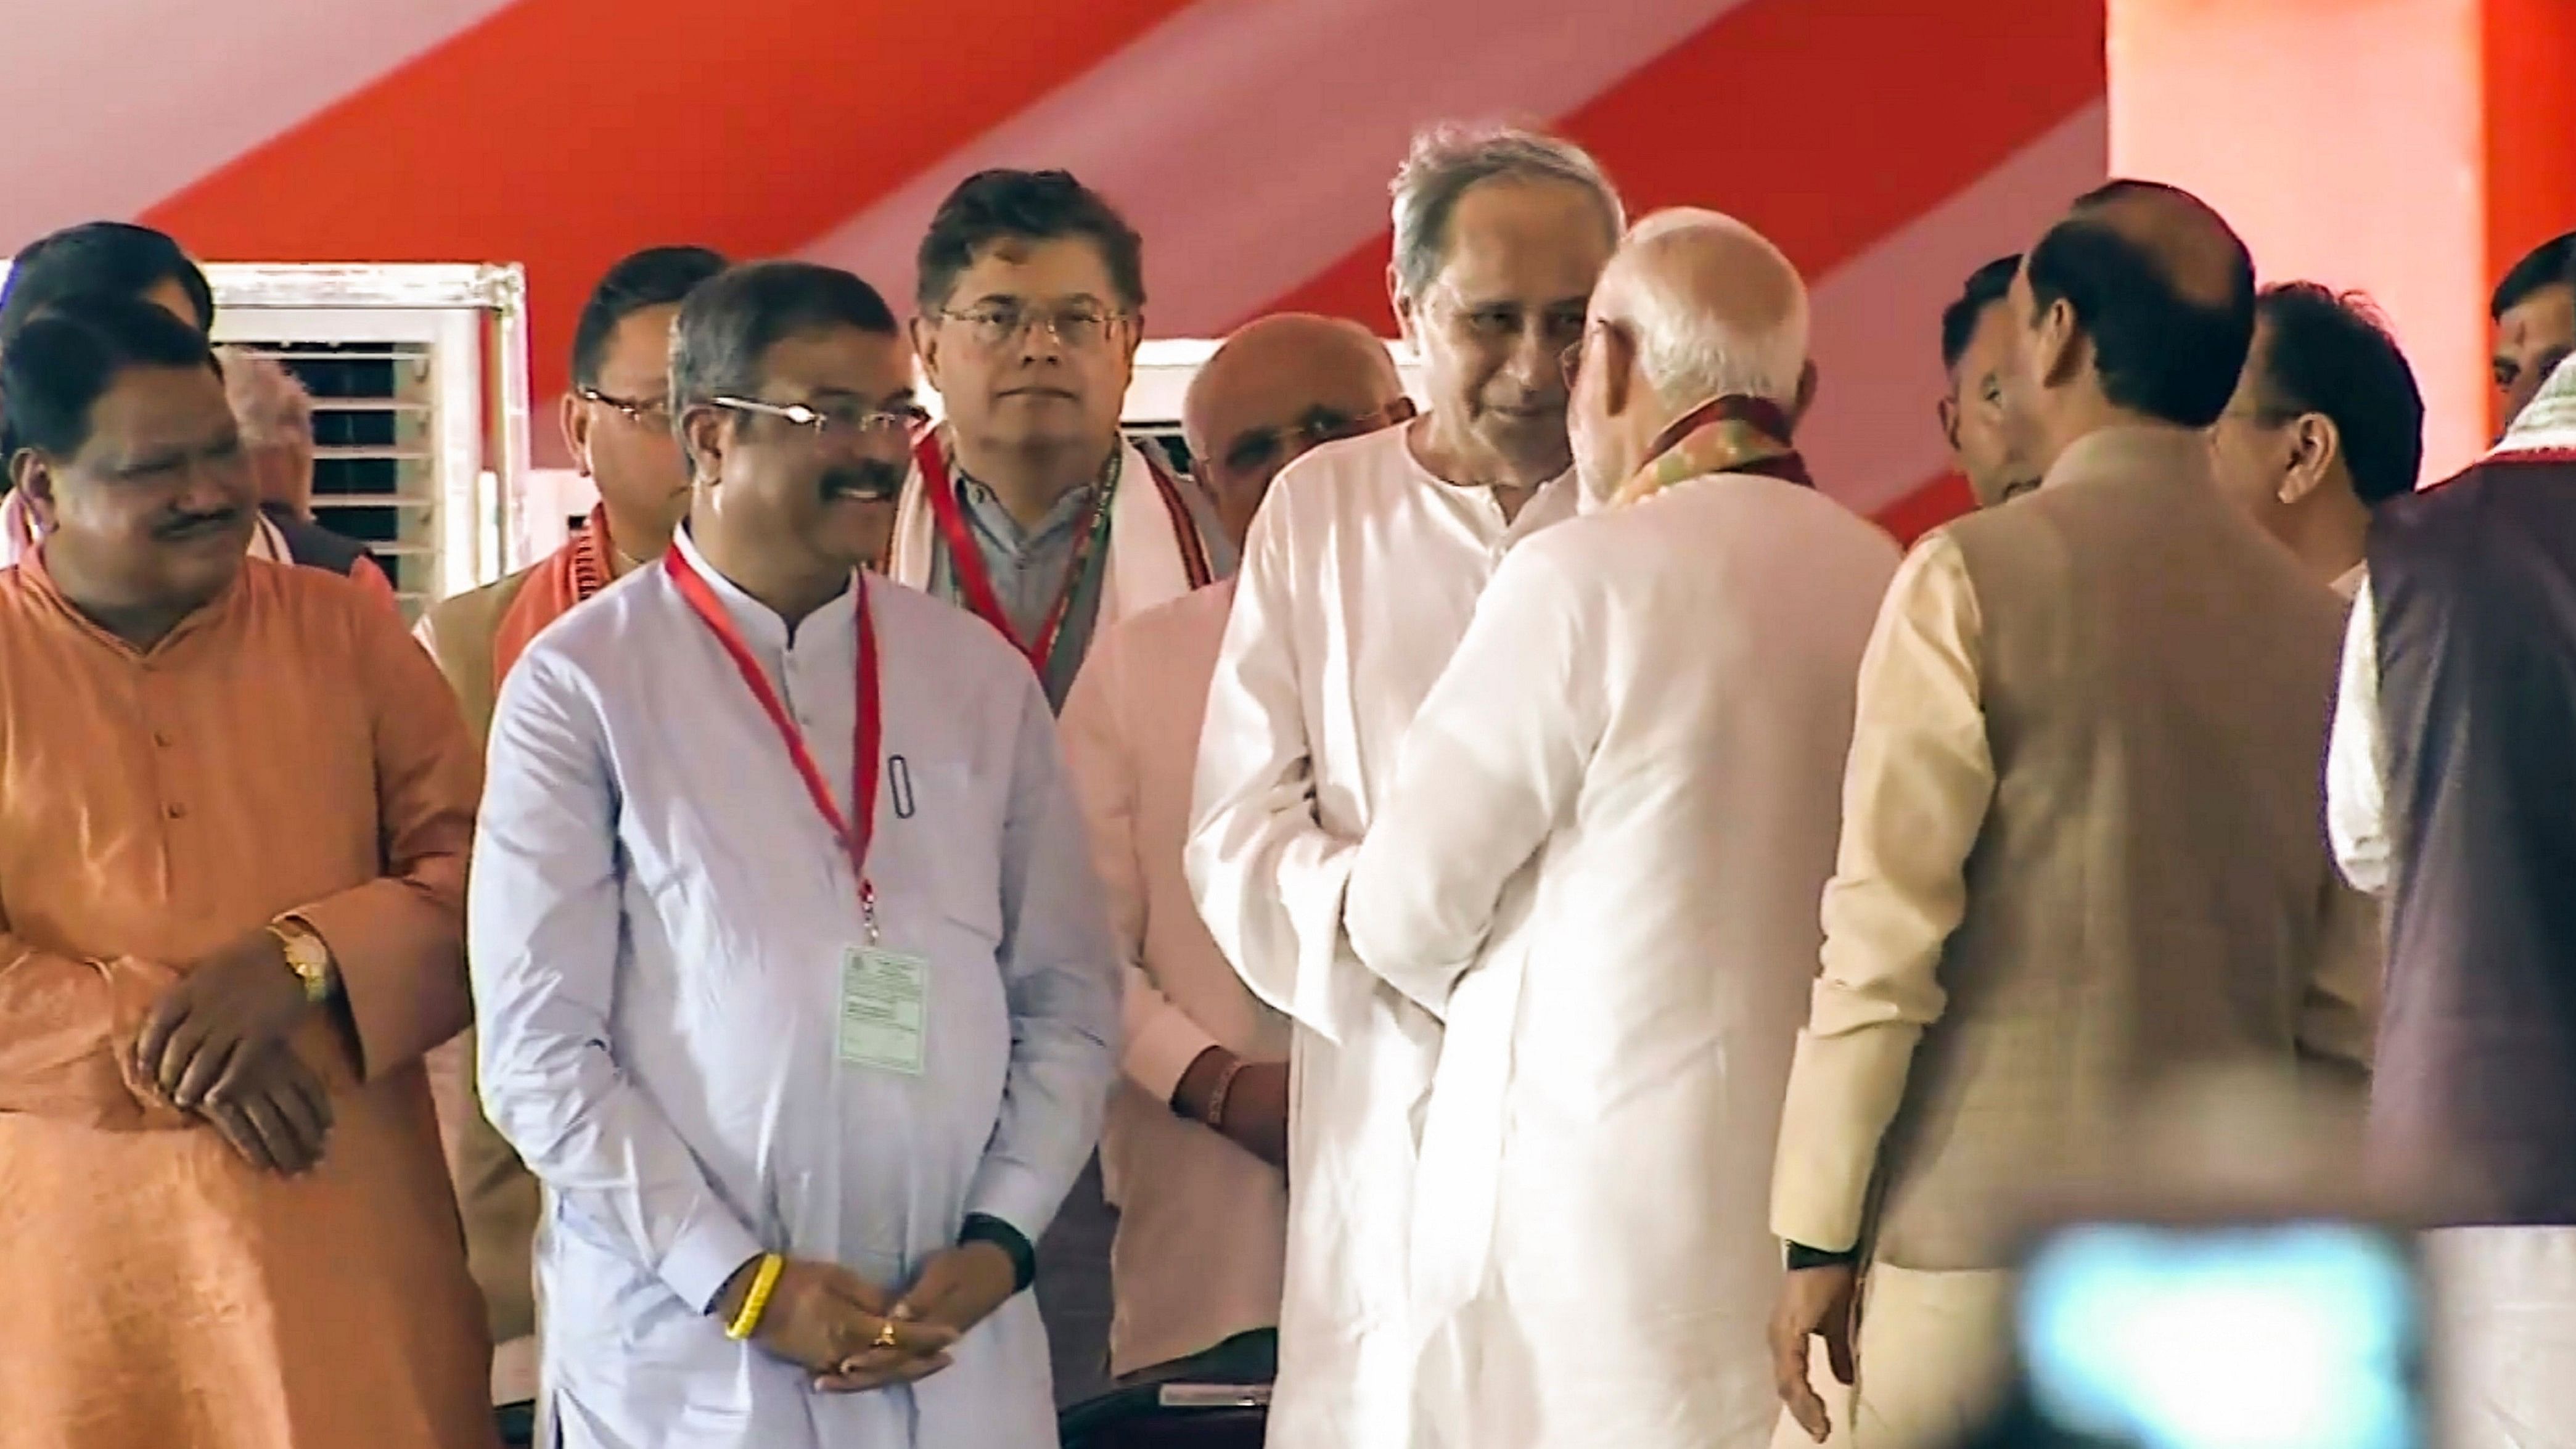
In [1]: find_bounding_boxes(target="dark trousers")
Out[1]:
[1038,1154,1120,1406]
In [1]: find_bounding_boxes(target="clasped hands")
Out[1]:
[724,1244,1018,1394]
[129,929,332,1176]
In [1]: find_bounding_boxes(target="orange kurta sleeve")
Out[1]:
[0,927,189,1127]
[289,601,482,1083]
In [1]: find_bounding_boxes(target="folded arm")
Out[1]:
[290,601,481,1080]
[1344,544,1597,1014]
[470,653,761,1313]
[964,676,1123,1244]
[1771,537,1993,1255]
[0,924,187,1127]
[1184,513,1363,1041]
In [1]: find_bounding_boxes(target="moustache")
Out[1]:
[819,463,906,503]
[153,506,245,541]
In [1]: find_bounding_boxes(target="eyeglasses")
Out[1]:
[1559,319,1617,389]
[709,395,930,441]
[937,303,1133,352]
[1219,397,1419,478]
[580,388,673,428]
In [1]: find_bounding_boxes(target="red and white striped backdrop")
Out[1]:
[0,0,2105,539]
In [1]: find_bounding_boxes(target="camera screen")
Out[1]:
[2017,1220,2424,1449]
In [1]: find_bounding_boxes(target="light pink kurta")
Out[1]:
[1059,578,1290,1375]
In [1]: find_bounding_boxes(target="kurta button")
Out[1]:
[152,730,174,748]
[164,802,187,819]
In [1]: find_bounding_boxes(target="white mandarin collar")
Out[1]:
[670,525,859,655]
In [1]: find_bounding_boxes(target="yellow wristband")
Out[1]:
[725,1252,785,1341]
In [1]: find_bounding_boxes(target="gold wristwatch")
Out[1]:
[268,917,338,1006]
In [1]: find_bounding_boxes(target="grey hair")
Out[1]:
[1388,123,1625,302]
[216,345,313,446]
[1620,210,1809,411]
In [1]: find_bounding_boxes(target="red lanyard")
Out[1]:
[665,544,884,938]
[914,432,1110,676]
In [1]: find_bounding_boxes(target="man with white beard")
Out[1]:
[1184,123,1620,1449]
[1340,210,1898,1448]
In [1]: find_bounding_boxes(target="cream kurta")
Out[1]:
[1184,422,1574,1449]
[0,554,494,1449]
[1343,472,1897,1448]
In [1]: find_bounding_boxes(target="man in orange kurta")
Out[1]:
[0,293,494,1445]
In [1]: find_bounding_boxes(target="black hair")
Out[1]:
[670,261,900,417]
[570,245,729,391]
[2250,282,2425,508]
[0,221,215,342]
[914,169,1146,315]
[2024,181,2255,429]
[1940,254,2021,372]
[2,291,221,458]
[2492,231,2576,319]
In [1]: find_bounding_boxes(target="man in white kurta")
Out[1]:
[470,261,1118,1448]
[1185,124,1622,1449]
[1343,211,1897,1448]
[1059,316,1411,1384]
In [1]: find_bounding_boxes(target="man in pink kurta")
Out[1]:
[0,292,494,1447]
[1059,314,1409,1382]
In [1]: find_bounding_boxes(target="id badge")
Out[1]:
[838,946,928,1075]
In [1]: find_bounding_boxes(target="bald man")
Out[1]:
[1767,181,2375,1448]
[1339,210,1896,1448]
[1056,314,1409,1388]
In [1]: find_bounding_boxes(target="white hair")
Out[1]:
[1619,208,1808,411]
[216,345,313,446]
[1389,122,1625,302]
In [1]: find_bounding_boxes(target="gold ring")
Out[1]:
[872,1320,900,1350]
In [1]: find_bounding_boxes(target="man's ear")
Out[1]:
[678,406,728,488]
[1389,268,1419,348]
[909,314,945,394]
[1791,359,1820,431]
[2035,298,2087,390]
[1938,394,1963,453]
[560,392,593,478]
[2279,412,2341,505]
[1598,324,1641,421]
[12,450,59,530]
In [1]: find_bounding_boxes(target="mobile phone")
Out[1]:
[2009,1218,2427,1449]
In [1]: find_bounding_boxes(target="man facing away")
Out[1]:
[2491,231,2573,436]
[0,292,494,1446]
[1766,181,2376,1449]
[2327,351,2576,1447]
[469,260,1118,1448]
[1342,210,1897,1449]
[1185,122,1620,1449]
[1938,255,2038,507]
[216,347,400,610]
[1057,314,1411,1388]
[416,243,727,1436]
[0,221,392,603]
[2208,282,2425,597]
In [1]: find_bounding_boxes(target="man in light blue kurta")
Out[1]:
[469,260,1119,1448]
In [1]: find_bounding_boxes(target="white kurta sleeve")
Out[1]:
[1344,543,1597,1014]
[2326,577,2390,897]
[470,652,763,1314]
[1185,498,1366,1044]
[964,672,1123,1241]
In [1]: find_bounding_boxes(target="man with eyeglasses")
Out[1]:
[1186,122,1621,1449]
[415,242,725,1443]
[1056,313,1409,1394]
[891,167,1230,714]
[469,260,1117,1448]
[889,165,1228,1405]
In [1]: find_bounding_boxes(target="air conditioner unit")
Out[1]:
[0,260,535,618]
